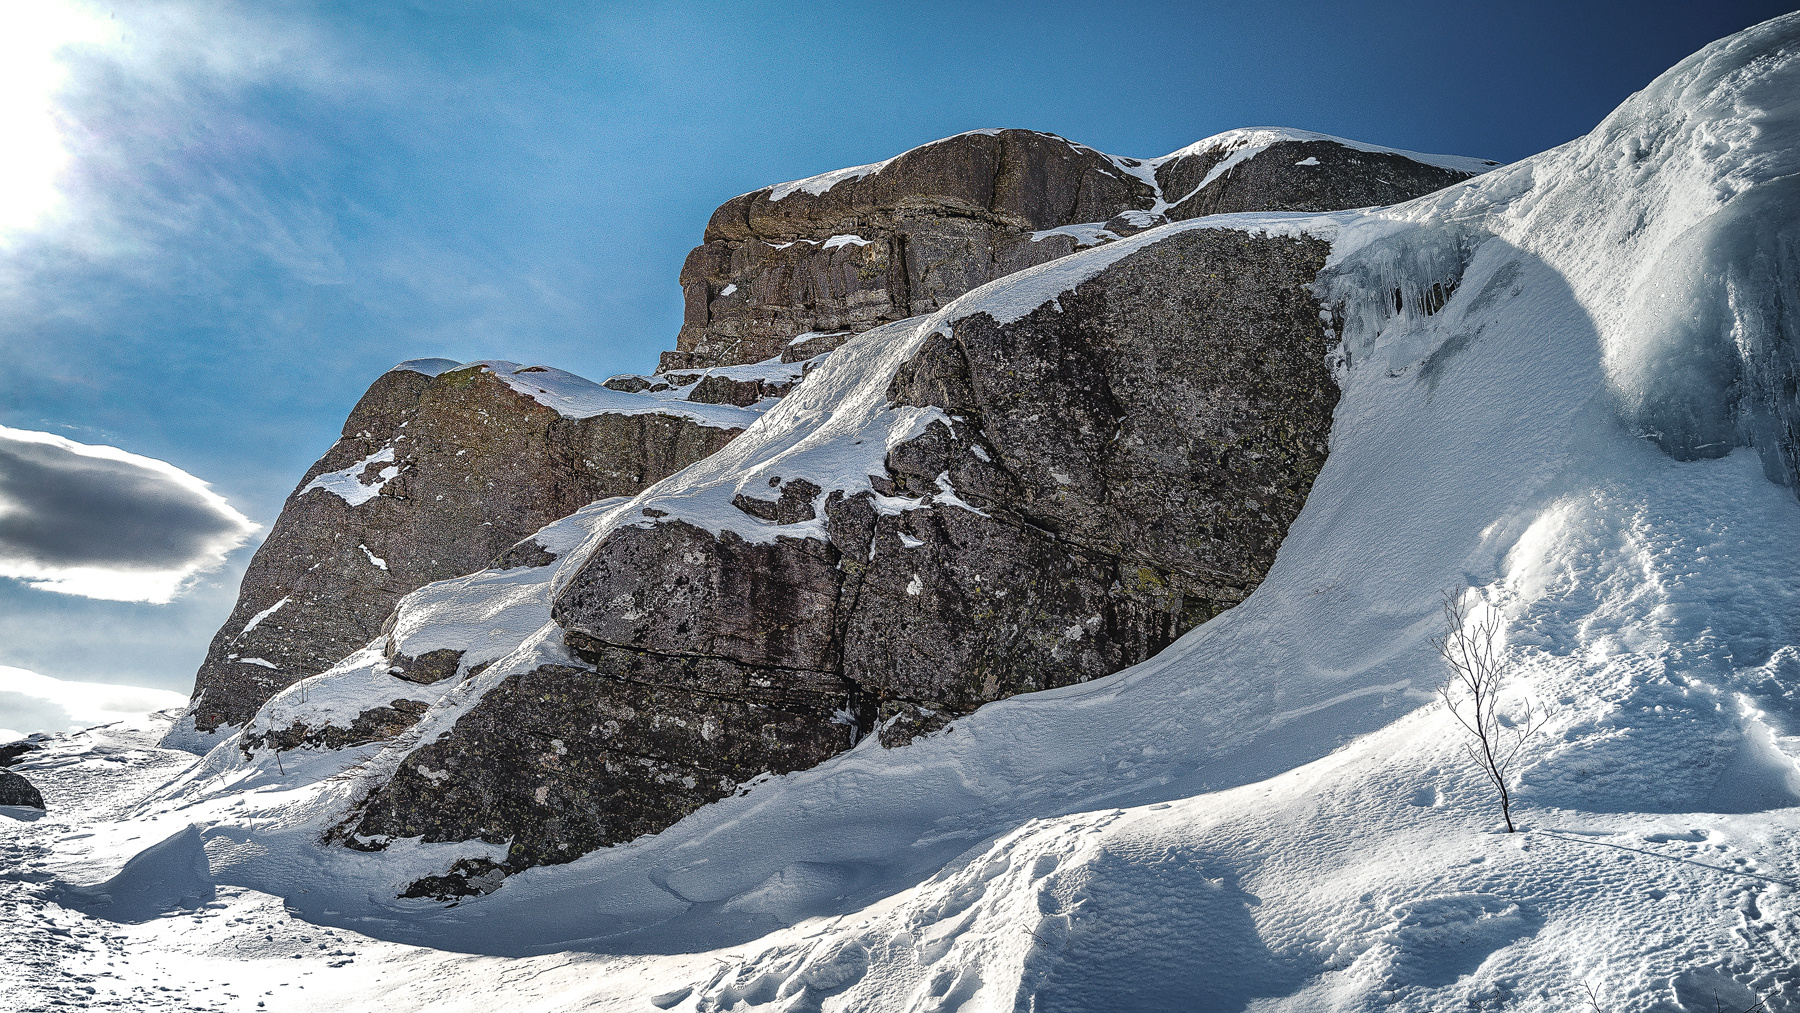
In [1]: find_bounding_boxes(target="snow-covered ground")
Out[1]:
[6,14,1800,1012]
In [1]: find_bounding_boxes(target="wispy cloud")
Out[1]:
[0,426,257,603]
[0,664,188,740]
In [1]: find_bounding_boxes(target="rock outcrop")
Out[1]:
[1146,128,1496,223]
[180,126,1489,745]
[664,127,1494,371]
[1,768,45,809]
[175,360,758,739]
[342,223,1342,884]
[193,123,1496,893]
[0,739,43,767]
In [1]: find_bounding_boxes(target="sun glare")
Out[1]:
[0,1,113,238]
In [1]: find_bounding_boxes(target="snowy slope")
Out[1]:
[8,14,1800,1013]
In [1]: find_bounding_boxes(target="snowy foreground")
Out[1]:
[7,16,1800,1012]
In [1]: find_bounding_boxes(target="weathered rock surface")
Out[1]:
[0,740,43,767]
[347,225,1340,882]
[1,768,45,809]
[663,130,1155,372]
[1150,130,1496,222]
[203,123,1496,892]
[665,127,1492,371]
[185,126,1487,745]
[175,360,753,739]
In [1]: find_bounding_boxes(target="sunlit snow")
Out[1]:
[5,15,1800,1013]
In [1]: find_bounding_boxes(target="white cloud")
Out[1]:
[0,425,258,603]
[0,664,188,738]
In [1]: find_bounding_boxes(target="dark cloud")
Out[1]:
[0,427,256,602]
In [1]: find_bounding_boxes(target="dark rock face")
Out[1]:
[182,364,744,735]
[1,768,45,809]
[0,740,42,767]
[1155,139,1486,221]
[191,126,1478,741]
[350,227,1339,881]
[240,698,430,755]
[663,129,1487,373]
[664,130,1159,371]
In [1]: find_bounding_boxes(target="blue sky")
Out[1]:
[0,0,1791,714]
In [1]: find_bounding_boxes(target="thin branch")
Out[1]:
[1434,588,1540,833]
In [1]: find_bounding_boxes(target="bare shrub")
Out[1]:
[1432,589,1545,833]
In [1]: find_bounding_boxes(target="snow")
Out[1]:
[765,234,876,251]
[719,283,737,296]
[1158,125,1501,178]
[300,446,395,507]
[664,352,825,388]
[764,129,1006,201]
[393,357,462,376]
[9,15,1800,1012]
[1029,223,1118,246]
[788,329,849,346]
[767,160,892,201]
[239,596,291,634]
[456,360,762,429]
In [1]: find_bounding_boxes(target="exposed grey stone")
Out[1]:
[1158,139,1482,220]
[663,130,1484,373]
[0,740,42,767]
[354,227,1339,882]
[662,130,1156,371]
[602,375,655,394]
[239,697,430,756]
[181,364,744,736]
[387,648,464,685]
[1,768,45,809]
[688,374,770,407]
[399,857,507,901]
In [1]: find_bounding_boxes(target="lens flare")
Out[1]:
[0,1,112,239]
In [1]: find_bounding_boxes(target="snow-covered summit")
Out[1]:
[1148,125,1501,177]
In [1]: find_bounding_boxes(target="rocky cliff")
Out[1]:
[340,225,1339,889]
[664,127,1494,371]
[176,124,1496,893]
[123,21,1800,1005]
[173,359,764,740]
[175,126,1487,748]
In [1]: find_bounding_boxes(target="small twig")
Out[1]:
[1433,589,1541,832]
